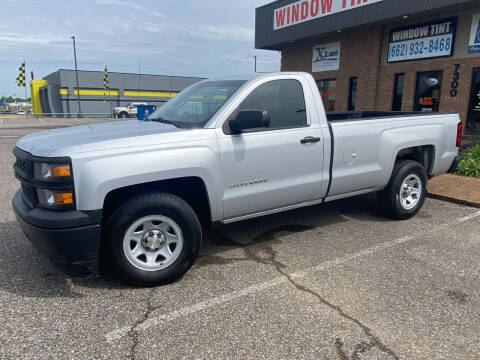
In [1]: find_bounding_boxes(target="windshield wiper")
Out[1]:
[148,117,184,129]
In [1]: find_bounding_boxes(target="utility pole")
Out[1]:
[253,56,257,73]
[137,56,141,101]
[71,36,82,118]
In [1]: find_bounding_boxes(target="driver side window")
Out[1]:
[238,79,307,130]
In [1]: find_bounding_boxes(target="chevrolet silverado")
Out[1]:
[12,72,462,285]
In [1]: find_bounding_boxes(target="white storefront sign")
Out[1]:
[274,0,384,30]
[469,13,480,54]
[312,42,340,72]
[388,18,456,62]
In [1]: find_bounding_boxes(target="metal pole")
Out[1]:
[71,36,82,118]
[137,56,141,101]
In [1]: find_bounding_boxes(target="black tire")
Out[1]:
[378,160,427,220]
[120,112,128,118]
[105,192,202,286]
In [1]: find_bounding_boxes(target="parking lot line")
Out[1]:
[109,236,415,342]
[0,135,20,139]
[457,210,480,223]
[106,209,480,342]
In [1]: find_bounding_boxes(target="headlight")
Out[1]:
[36,188,74,207]
[34,163,72,179]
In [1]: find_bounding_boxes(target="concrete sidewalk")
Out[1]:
[428,174,480,208]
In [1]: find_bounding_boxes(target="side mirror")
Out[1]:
[229,109,270,134]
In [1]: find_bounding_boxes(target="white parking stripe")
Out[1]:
[37,118,45,124]
[0,136,20,139]
[457,211,480,223]
[107,277,286,341]
[106,211,480,342]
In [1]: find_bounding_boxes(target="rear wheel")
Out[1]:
[119,112,128,118]
[378,160,427,220]
[105,192,202,286]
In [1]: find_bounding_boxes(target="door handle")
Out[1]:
[300,136,321,144]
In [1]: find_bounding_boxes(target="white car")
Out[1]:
[113,102,147,118]
[16,110,26,115]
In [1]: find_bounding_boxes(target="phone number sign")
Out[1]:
[388,18,457,63]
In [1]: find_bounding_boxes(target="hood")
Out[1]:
[16,120,187,157]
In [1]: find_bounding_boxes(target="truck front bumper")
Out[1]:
[12,190,102,277]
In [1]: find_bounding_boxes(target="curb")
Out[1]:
[427,193,480,209]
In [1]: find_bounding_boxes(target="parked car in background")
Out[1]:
[16,110,26,115]
[12,72,462,286]
[113,102,147,118]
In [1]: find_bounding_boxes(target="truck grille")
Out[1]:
[21,183,36,207]
[13,147,36,207]
[15,158,28,172]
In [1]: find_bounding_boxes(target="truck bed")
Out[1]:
[325,112,460,202]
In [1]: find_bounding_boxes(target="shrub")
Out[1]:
[457,144,480,178]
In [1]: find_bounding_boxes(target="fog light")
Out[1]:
[36,189,74,207]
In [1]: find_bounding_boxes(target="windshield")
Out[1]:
[148,80,246,128]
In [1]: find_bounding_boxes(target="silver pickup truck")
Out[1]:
[12,72,462,285]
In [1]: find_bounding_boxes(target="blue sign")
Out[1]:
[476,20,480,43]
[469,14,480,54]
[388,17,457,62]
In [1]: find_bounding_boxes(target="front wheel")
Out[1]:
[378,160,427,220]
[105,192,202,286]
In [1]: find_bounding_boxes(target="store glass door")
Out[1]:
[316,79,336,111]
[415,71,443,112]
[467,68,480,135]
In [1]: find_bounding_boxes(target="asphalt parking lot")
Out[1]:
[1,121,480,359]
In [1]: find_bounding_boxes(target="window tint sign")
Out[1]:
[388,18,457,63]
[312,42,340,73]
[274,0,384,30]
[469,13,480,54]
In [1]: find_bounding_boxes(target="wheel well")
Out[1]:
[103,177,212,230]
[396,145,435,176]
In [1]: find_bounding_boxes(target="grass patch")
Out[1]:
[457,144,480,178]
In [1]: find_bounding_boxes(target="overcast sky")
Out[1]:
[0,0,280,97]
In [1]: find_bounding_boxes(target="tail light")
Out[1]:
[456,121,463,147]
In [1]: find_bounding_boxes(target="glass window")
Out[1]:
[348,77,358,111]
[316,79,336,111]
[467,68,480,135]
[415,71,443,112]
[392,73,405,111]
[149,80,246,128]
[238,79,307,129]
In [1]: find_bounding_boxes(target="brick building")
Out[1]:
[255,0,480,140]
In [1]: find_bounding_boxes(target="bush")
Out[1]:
[457,145,480,178]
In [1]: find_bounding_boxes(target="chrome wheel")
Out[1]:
[122,215,183,272]
[399,174,422,210]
